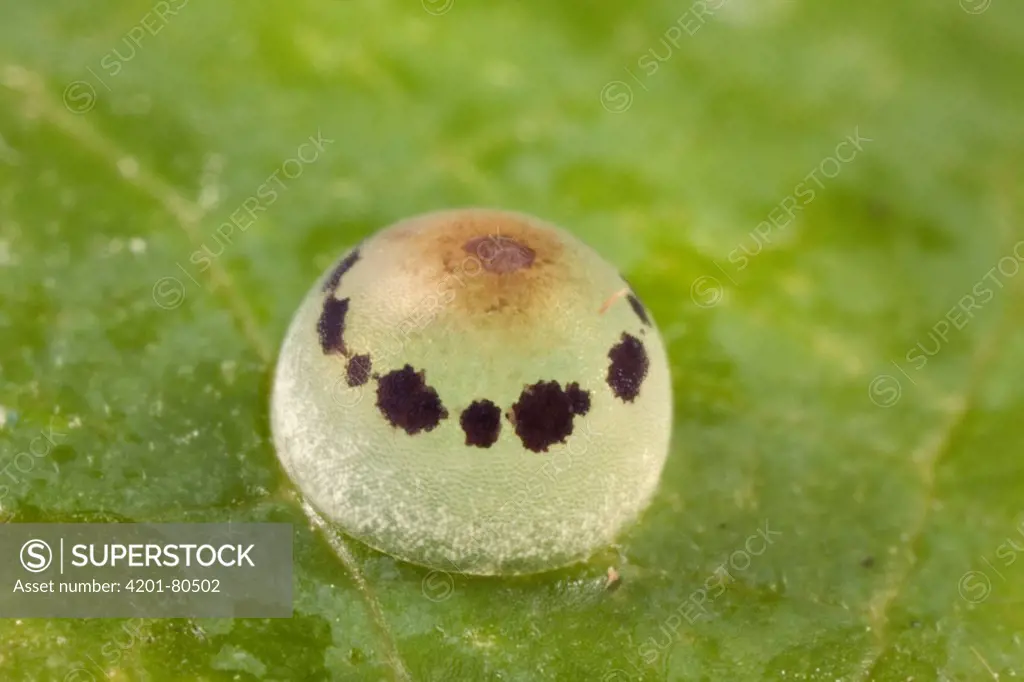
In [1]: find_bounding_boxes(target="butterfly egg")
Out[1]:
[271,208,672,575]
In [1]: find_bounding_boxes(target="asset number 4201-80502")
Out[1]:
[125,579,221,593]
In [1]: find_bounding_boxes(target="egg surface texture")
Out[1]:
[271,208,672,575]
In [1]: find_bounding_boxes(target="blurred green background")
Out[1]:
[1,0,1023,679]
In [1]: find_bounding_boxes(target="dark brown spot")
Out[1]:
[566,382,591,416]
[376,210,567,327]
[317,297,350,355]
[509,380,579,453]
[463,235,536,273]
[322,248,361,293]
[460,400,502,448]
[627,293,652,326]
[607,333,649,402]
[861,556,875,569]
[376,365,448,435]
[346,354,372,387]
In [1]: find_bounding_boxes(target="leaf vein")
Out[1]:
[2,63,412,682]
[856,222,1022,680]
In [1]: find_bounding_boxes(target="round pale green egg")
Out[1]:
[271,208,672,575]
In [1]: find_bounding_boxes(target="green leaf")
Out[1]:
[1,0,1023,680]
